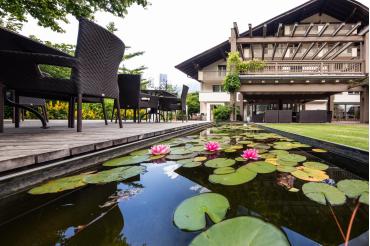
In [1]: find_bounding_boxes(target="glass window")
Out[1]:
[212,85,224,92]
[218,65,227,76]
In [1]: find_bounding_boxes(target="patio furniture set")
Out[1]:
[0,18,188,133]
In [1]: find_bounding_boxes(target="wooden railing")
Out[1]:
[240,60,364,75]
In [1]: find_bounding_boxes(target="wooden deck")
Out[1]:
[0,120,210,173]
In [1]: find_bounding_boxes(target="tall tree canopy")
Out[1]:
[0,0,149,32]
[187,92,200,116]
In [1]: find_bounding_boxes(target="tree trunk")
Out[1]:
[230,92,236,121]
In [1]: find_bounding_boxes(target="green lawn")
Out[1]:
[263,123,369,150]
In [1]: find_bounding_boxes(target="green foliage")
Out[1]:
[0,0,149,32]
[187,92,200,116]
[223,51,265,93]
[213,105,232,122]
[223,74,240,93]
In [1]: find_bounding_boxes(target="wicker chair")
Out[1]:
[112,74,159,123]
[158,85,189,122]
[0,18,124,132]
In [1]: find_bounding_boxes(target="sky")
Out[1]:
[20,0,368,92]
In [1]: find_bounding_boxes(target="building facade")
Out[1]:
[176,0,369,123]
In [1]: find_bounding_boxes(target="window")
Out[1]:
[218,65,227,76]
[212,85,224,92]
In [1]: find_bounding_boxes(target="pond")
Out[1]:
[0,124,368,246]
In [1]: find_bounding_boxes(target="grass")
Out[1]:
[263,123,369,151]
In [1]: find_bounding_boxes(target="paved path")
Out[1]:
[0,120,209,172]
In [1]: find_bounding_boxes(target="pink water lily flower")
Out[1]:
[241,148,260,160]
[150,145,171,156]
[204,141,221,152]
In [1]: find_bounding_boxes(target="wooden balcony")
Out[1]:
[240,60,364,76]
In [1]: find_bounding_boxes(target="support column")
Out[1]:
[0,82,4,133]
[360,86,369,123]
[278,99,283,110]
[327,95,334,122]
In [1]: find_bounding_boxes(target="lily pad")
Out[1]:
[289,188,300,192]
[224,149,237,153]
[214,167,235,175]
[246,161,276,173]
[230,145,244,150]
[312,148,327,153]
[277,165,296,173]
[129,149,150,156]
[182,161,202,168]
[260,153,276,159]
[278,154,306,163]
[302,182,346,205]
[103,155,149,167]
[166,153,198,160]
[291,167,329,182]
[235,157,246,162]
[265,158,278,166]
[190,216,290,246]
[194,156,207,162]
[205,158,236,168]
[337,179,369,205]
[209,166,257,186]
[269,150,289,156]
[303,162,329,171]
[149,155,165,160]
[276,159,298,167]
[173,193,230,231]
[171,147,193,155]
[84,166,145,184]
[28,173,88,194]
[238,140,253,145]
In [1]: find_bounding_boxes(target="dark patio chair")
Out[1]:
[0,18,124,132]
[18,96,48,122]
[158,85,189,122]
[111,74,159,123]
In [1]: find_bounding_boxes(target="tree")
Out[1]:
[187,92,200,117]
[223,51,265,121]
[0,0,149,32]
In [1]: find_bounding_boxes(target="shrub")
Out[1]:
[213,105,231,122]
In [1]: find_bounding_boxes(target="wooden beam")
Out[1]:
[311,42,327,59]
[318,23,329,36]
[249,24,254,59]
[346,22,361,36]
[291,43,302,60]
[320,42,340,60]
[301,42,315,60]
[291,23,298,37]
[291,23,311,60]
[330,42,353,59]
[281,44,289,60]
[233,22,244,59]
[304,23,314,36]
[262,24,267,60]
[332,23,345,36]
[236,35,363,44]
[272,23,282,60]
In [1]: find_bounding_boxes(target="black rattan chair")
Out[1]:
[19,96,48,122]
[159,85,189,122]
[111,74,159,123]
[0,18,124,132]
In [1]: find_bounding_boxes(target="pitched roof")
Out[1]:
[175,0,369,80]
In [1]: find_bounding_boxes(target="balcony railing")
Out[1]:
[240,60,364,75]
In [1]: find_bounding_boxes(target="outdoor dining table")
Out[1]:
[139,89,178,122]
[140,89,177,98]
[0,26,71,132]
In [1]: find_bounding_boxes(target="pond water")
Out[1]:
[0,124,368,246]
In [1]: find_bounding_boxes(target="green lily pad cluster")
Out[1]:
[28,166,145,195]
